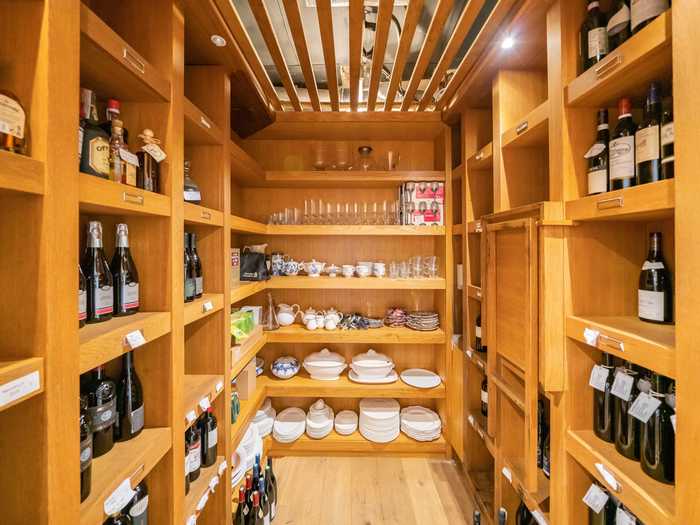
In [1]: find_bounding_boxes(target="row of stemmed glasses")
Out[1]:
[268,200,402,225]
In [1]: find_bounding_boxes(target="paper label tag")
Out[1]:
[125,330,146,349]
[215,381,224,393]
[582,483,609,514]
[199,116,211,129]
[477,428,485,439]
[218,460,227,476]
[628,392,662,423]
[467,415,475,427]
[103,478,136,516]
[142,143,167,163]
[119,148,140,167]
[616,507,636,525]
[209,475,219,491]
[0,371,40,408]
[531,510,548,525]
[594,463,620,492]
[589,365,610,392]
[199,396,211,411]
[185,410,197,424]
[584,143,607,159]
[671,414,676,433]
[583,328,600,346]
[611,371,634,401]
[466,349,473,358]
[477,360,484,370]
[501,467,512,483]
[196,490,209,511]
[202,300,213,312]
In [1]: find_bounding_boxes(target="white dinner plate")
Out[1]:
[400,369,442,389]
[348,370,398,384]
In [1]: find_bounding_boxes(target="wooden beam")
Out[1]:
[366,0,395,111]
[316,0,340,111]
[349,0,365,111]
[249,0,303,111]
[212,0,283,111]
[383,0,424,111]
[283,0,321,111]
[400,0,454,111]
[417,0,485,111]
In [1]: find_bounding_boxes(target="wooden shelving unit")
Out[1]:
[79,172,172,217]
[183,202,225,227]
[231,327,266,379]
[0,358,44,413]
[265,170,445,188]
[0,150,45,195]
[265,325,446,344]
[267,275,446,290]
[184,96,224,145]
[501,100,549,149]
[184,293,224,326]
[183,374,225,427]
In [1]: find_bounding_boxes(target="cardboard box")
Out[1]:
[234,358,256,400]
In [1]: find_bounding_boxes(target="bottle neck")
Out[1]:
[648,234,663,259]
[123,351,134,371]
[116,232,129,248]
[87,228,103,248]
[93,366,105,380]
[596,124,609,141]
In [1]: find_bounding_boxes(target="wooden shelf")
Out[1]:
[467,284,482,301]
[230,139,265,186]
[566,10,672,107]
[184,293,224,326]
[231,384,267,449]
[260,371,445,399]
[490,373,525,412]
[501,100,549,149]
[79,312,171,373]
[230,215,267,234]
[265,325,446,345]
[502,456,550,511]
[465,348,487,374]
[0,150,45,195]
[566,315,675,378]
[267,275,446,290]
[453,224,464,235]
[265,170,445,188]
[466,470,495,525]
[267,430,447,458]
[80,427,171,525]
[79,172,171,217]
[565,179,674,222]
[230,281,266,304]
[467,143,493,171]
[467,220,484,234]
[80,4,170,102]
[183,374,224,428]
[452,164,465,181]
[266,225,445,236]
[567,429,675,524]
[231,326,265,379]
[467,411,495,456]
[184,202,224,227]
[0,358,44,413]
[184,97,224,145]
[183,456,227,524]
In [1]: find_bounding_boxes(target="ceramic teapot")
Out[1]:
[301,307,317,324]
[283,258,300,276]
[276,303,300,326]
[301,259,326,277]
[325,307,341,324]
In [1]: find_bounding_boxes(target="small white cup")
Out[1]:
[373,263,386,278]
[355,266,370,278]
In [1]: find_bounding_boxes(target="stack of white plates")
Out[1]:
[273,407,306,443]
[400,406,442,442]
[306,399,334,439]
[359,398,400,443]
[253,397,276,437]
[239,423,260,471]
[335,410,358,435]
[349,349,398,384]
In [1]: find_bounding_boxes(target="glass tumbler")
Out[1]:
[389,261,399,279]
[423,256,438,278]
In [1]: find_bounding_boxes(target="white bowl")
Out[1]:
[351,349,395,377]
[350,362,395,378]
[303,362,346,380]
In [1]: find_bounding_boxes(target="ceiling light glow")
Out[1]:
[210,34,227,47]
[501,36,515,50]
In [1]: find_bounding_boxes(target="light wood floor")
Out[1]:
[272,456,477,525]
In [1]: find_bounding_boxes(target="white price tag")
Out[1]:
[186,515,197,525]
[582,484,609,514]
[637,378,652,393]
[142,143,167,163]
[119,148,140,167]
[583,328,600,346]
[594,463,620,492]
[196,490,209,511]
[616,507,636,525]
[589,365,610,392]
[209,475,219,491]
[671,414,677,433]
[202,301,213,312]
[218,460,228,476]
[628,392,662,423]
[0,371,40,408]
[199,116,211,129]
[467,415,475,427]
[215,381,224,393]
[611,371,634,401]
[531,510,548,525]
[501,467,512,483]
[477,359,485,370]
[185,410,197,424]
[103,478,136,516]
[199,396,211,411]
[466,349,473,358]
[125,330,147,349]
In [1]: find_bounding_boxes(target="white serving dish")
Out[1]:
[399,368,442,389]
[348,369,398,384]
[351,349,395,377]
[303,348,347,380]
[335,410,358,435]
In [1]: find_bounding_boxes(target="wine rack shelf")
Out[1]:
[184,97,224,146]
[501,457,550,516]
[0,357,44,413]
[467,411,495,456]
[265,170,445,188]
[183,456,227,524]
[501,101,549,149]
[0,150,45,195]
[265,224,446,236]
[184,203,224,227]
[467,143,493,171]
[566,429,675,525]
[467,284,482,301]
[465,470,495,525]
[490,373,526,413]
[231,327,266,380]
[465,348,487,374]
[229,214,267,234]
[184,293,224,326]
[230,281,266,304]
[264,325,447,344]
[267,275,447,290]
[80,427,171,525]
[183,374,224,429]
[79,172,171,217]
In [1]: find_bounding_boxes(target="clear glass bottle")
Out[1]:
[356,146,376,171]
[183,160,201,204]
[109,119,128,184]
[136,129,162,193]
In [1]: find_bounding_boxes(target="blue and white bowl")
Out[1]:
[271,356,301,379]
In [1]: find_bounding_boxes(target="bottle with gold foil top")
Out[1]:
[136,129,164,193]
[109,119,127,183]
[79,89,110,178]
[0,90,27,155]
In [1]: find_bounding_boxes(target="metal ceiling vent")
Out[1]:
[304,1,409,6]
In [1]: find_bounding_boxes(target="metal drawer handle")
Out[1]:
[122,192,144,205]
[596,196,623,210]
[122,48,145,75]
[594,55,623,79]
[516,121,529,135]
[200,116,211,129]
[201,210,212,220]
[598,333,624,352]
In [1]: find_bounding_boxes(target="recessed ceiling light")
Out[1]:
[501,36,515,50]
[211,34,227,47]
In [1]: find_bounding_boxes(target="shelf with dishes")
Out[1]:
[229,214,267,234]
[264,170,445,188]
[0,149,45,195]
[265,325,446,344]
[266,275,446,290]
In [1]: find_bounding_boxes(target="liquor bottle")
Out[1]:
[660,96,674,180]
[111,224,140,316]
[186,425,202,482]
[124,481,148,525]
[473,510,481,525]
[580,1,609,72]
[109,119,128,184]
[593,353,616,443]
[475,313,484,352]
[586,109,610,195]
[184,233,196,302]
[79,265,87,328]
[614,362,641,460]
[636,82,663,184]
[638,231,672,323]
[136,129,163,193]
[80,395,93,503]
[498,508,507,525]
[589,488,617,525]
[640,373,675,484]
[537,400,546,468]
[183,160,202,204]
[100,98,129,144]
[609,97,637,190]
[104,513,133,525]
[80,366,117,457]
[542,431,551,479]
[259,477,270,525]
[199,407,218,467]
[607,0,631,51]
[79,89,110,178]
[114,351,144,442]
[184,439,190,495]
[631,0,669,34]
[253,491,265,525]
[82,221,114,323]
[265,462,277,520]
[0,89,27,154]
[480,377,488,417]
[189,232,203,298]
[235,485,248,525]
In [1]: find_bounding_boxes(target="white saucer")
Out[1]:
[400,369,442,389]
[349,370,399,384]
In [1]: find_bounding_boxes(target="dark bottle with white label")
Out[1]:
[184,233,196,302]
[660,96,674,180]
[80,395,92,502]
[480,377,488,417]
[79,265,87,328]
[580,1,609,72]
[588,487,617,525]
[607,0,631,51]
[186,425,202,482]
[114,351,144,442]
[104,513,133,525]
[189,232,203,298]
[80,366,117,458]
[593,353,616,443]
[609,97,637,190]
[638,231,672,323]
[82,221,114,323]
[473,510,481,525]
[614,362,642,460]
[184,439,190,495]
[111,223,139,316]
[640,374,675,484]
[586,108,610,195]
[542,431,551,479]
[475,313,485,352]
[636,82,663,185]
[124,481,148,525]
[498,508,507,525]
[183,160,201,204]
[79,89,110,178]
[631,0,669,34]
[199,407,218,467]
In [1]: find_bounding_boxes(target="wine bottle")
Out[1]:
[184,439,190,495]
[638,231,673,323]
[104,513,133,525]
[537,400,545,469]
[586,109,610,195]
[82,221,114,323]
[660,96,674,180]
[80,395,92,503]
[498,508,507,525]
[186,425,202,482]
[111,223,140,316]
[79,89,110,178]
[607,0,631,51]
[114,351,144,442]
[580,1,609,72]
[636,82,662,185]
[265,462,277,520]
[136,129,162,193]
[473,510,481,525]
[614,362,641,460]
[244,474,254,515]
[609,97,637,190]
[199,407,218,467]
[124,481,148,525]
[184,233,195,303]
[631,0,669,34]
[235,485,248,525]
[588,487,617,525]
[259,477,271,525]
[640,374,675,484]
[475,313,484,352]
[79,265,87,328]
[593,353,616,443]
[480,377,488,418]
[99,98,129,143]
[80,366,117,457]
[0,89,27,155]
[183,160,202,204]
[253,491,264,525]
[189,232,203,298]
[516,501,533,525]
[542,432,551,479]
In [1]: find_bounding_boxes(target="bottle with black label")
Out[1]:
[80,366,117,457]
[82,221,114,323]
[614,362,642,460]
[631,0,669,34]
[189,232,203,298]
[80,395,92,503]
[79,265,87,328]
[475,313,484,352]
[638,231,672,323]
[593,353,616,443]
[607,0,631,51]
[636,82,663,184]
[580,1,609,72]
[111,224,139,316]
[586,108,610,195]
[79,89,110,178]
[660,96,674,180]
[609,97,637,190]
[186,425,202,482]
[480,377,488,417]
[124,481,148,525]
[640,373,675,484]
[114,351,144,442]
[184,233,196,303]
[199,407,218,467]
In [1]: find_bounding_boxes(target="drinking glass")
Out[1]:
[423,256,438,278]
[335,203,342,225]
[389,261,399,279]
[410,256,422,278]
[399,261,410,279]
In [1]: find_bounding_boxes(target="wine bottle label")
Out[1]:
[271,502,276,519]
[143,143,167,163]
[126,163,137,187]
[635,126,660,164]
[638,289,665,321]
[79,127,84,159]
[265,514,271,525]
[481,390,488,404]
[587,27,608,59]
[80,435,93,472]
[0,94,25,139]
[208,427,218,447]
[631,0,668,31]
[87,398,117,431]
[129,404,145,434]
[94,285,113,315]
[188,443,201,472]
[129,495,149,524]
[587,168,607,194]
[88,136,110,176]
[184,190,201,201]
[79,289,87,320]
[195,276,203,296]
[584,143,606,159]
[609,136,635,181]
[641,260,665,270]
[608,4,631,35]
[122,282,140,310]
[661,122,674,146]
[185,278,195,298]
[475,326,482,338]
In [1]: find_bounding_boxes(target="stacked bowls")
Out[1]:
[272,407,306,443]
[302,348,347,380]
[252,397,276,437]
[334,410,358,435]
[400,406,442,442]
[306,399,334,439]
[359,398,400,443]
